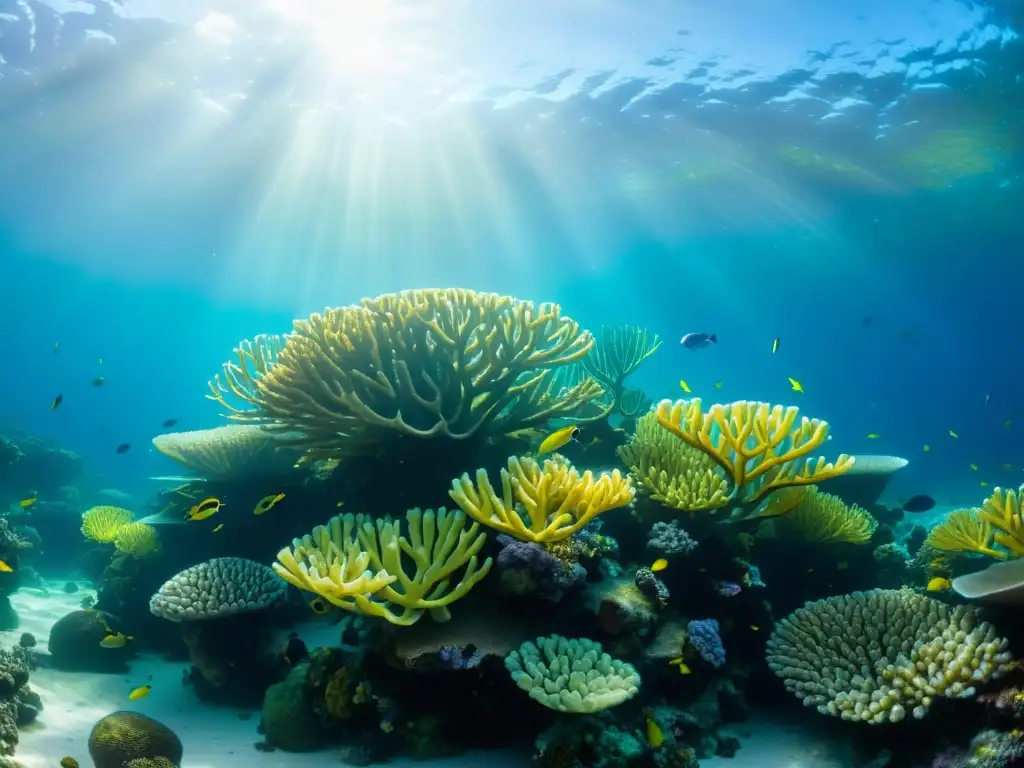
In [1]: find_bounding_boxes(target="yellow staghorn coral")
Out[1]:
[151,425,294,481]
[114,522,160,558]
[207,289,608,454]
[785,487,878,544]
[82,506,134,543]
[654,398,854,510]
[274,507,492,627]
[927,486,1024,560]
[449,454,635,543]
[617,411,729,511]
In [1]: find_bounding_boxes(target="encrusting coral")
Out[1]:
[505,634,641,713]
[766,589,1012,724]
[785,487,878,544]
[618,411,729,511]
[274,507,492,626]
[927,485,1024,560]
[448,454,635,543]
[81,506,133,543]
[151,424,295,481]
[207,289,607,454]
[654,398,854,514]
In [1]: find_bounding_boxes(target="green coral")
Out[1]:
[260,664,324,752]
[87,712,182,768]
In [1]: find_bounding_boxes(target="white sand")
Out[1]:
[1,582,847,768]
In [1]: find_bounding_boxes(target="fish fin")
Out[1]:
[709,334,717,343]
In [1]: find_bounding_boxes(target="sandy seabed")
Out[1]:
[1,581,848,768]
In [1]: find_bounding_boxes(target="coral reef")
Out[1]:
[687,619,726,669]
[112,522,160,559]
[646,520,698,556]
[785,486,878,544]
[81,507,133,544]
[151,425,296,481]
[47,609,130,672]
[928,485,1024,560]
[0,646,41,755]
[494,534,586,602]
[87,711,182,768]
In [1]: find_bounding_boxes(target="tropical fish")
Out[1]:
[18,497,36,508]
[51,394,63,410]
[981,481,989,487]
[162,419,178,428]
[212,524,224,533]
[1004,464,1014,470]
[60,758,80,768]
[650,558,668,573]
[128,685,151,701]
[772,337,780,355]
[186,498,221,522]
[91,377,105,387]
[970,464,979,471]
[336,501,345,507]
[668,657,691,674]
[713,381,724,389]
[1005,420,1013,430]
[902,495,936,513]
[0,560,12,573]
[949,430,959,439]
[861,316,874,325]
[309,598,330,615]
[645,716,664,749]
[984,393,991,406]
[115,443,131,454]
[750,625,760,631]
[538,425,580,455]
[788,377,804,393]
[927,577,951,592]
[866,433,879,439]
[254,493,285,515]
[100,632,133,649]
[679,379,691,393]
[53,341,60,354]
[680,332,717,350]
[923,444,931,452]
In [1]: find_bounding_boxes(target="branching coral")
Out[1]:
[580,325,660,413]
[113,522,160,558]
[766,589,1012,723]
[654,398,854,512]
[207,289,608,454]
[786,487,878,544]
[274,508,492,626]
[448,454,635,543]
[926,486,1024,560]
[618,411,729,511]
[81,506,133,543]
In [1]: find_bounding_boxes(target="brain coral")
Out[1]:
[149,557,286,622]
[766,588,1012,723]
[87,711,182,768]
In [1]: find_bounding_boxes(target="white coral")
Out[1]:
[149,557,286,622]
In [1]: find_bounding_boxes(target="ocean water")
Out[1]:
[1,1,1023,767]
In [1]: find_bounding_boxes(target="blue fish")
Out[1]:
[680,332,717,350]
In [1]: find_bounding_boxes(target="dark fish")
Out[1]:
[283,632,309,667]
[680,332,717,350]
[902,494,936,513]
[162,419,178,428]
[51,394,63,410]
[861,316,874,325]
[115,443,131,454]
[91,377,105,387]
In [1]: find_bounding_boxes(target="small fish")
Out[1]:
[923,444,931,452]
[927,577,951,592]
[254,493,285,515]
[53,341,60,354]
[283,632,309,667]
[772,337,780,355]
[680,332,717,352]
[970,463,979,471]
[902,495,936,513]
[713,381,724,389]
[1004,464,1014,470]
[100,632,133,649]
[18,497,36,508]
[679,379,691,393]
[0,560,12,573]
[645,716,664,749]
[651,558,668,572]
[309,597,330,616]
[212,524,224,532]
[866,433,879,439]
[750,625,760,631]
[984,393,991,406]
[161,419,178,428]
[98,357,103,364]
[1005,420,1013,430]
[60,758,80,768]
[115,443,131,454]
[949,430,959,439]
[128,685,151,701]
[336,501,345,507]
[51,394,63,410]
[861,316,874,325]
[788,377,804,393]
[981,481,989,487]
[538,425,580,455]
[91,377,105,387]
[668,657,691,674]
[186,498,221,522]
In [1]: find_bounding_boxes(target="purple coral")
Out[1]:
[688,618,726,668]
[495,535,585,602]
[647,520,698,556]
[438,645,483,670]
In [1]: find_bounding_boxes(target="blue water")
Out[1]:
[2,1,1022,506]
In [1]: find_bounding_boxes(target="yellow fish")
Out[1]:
[970,464,979,471]
[866,433,879,439]
[186,498,221,522]
[1004,464,1014,470]
[788,377,804,393]
[949,430,959,439]
[17,497,36,508]
[128,685,151,701]
[927,577,951,592]
[713,381,724,389]
[0,560,11,573]
[750,625,760,631]
[668,657,691,674]
[538,425,580,455]
[309,598,330,616]
[254,493,285,516]
[651,558,668,573]
[100,632,133,649]
[772,337,780,355]
[645,717,664,749]
[923,444,931,452]
[336,501,345,507]
[212,524,224,533]
[981,481,989,487]
[679,379,691,393]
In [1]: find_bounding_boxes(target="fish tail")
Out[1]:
[709,334,717,343]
